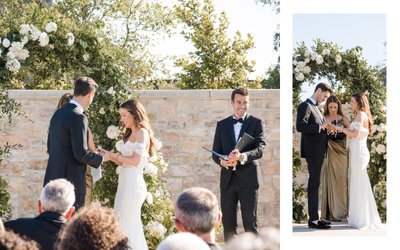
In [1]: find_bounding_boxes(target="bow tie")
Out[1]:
[233,118,244,124]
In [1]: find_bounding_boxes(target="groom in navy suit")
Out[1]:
[212,87,266,241]
[296,82,333,229]
[44,77,110,210]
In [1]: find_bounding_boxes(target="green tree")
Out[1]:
[174,0,256,89]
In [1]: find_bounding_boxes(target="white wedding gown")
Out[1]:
[114,141,148,249]
[348,112,384,230]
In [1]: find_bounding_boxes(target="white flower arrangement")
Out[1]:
[106,86,115,95]
[295,73,304,81]
[115,139,124,152]
[375,144,386,155]
[145,221,167,239]
[106,125,120,139]
[45,22,57,33]
[5,58,21,72]
[144,163,158,176]
[9,42,29,61]
[2,38,11,48]
[19,24,31,35]
[316,55,324,64]
[322,48,330,55]
[29,25,41,41]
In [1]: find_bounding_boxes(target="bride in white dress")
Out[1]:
[108,99,156,249]
[335,92,384,230]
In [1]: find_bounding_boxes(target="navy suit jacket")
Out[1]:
[296,99,327,158]
[212,115,266,189]
[44,103,102,196]
[4,211,66,250]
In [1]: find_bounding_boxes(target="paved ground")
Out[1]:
[293,221,386,236]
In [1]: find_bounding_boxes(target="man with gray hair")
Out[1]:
[156,232,210,250]
[174,187,222,250]
[4,179,75,250]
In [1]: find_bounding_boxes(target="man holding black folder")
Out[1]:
[212,87,266,241]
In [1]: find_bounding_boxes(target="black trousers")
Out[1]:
[74,192,85,211]
[306,156,325,221]
[220,173,259,242]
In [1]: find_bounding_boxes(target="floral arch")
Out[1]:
[292,39,387,221]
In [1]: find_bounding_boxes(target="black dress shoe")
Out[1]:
[320,220,331,225]
[308,221,331,229]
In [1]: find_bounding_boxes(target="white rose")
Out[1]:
[295,73,304,81]
[316,55,324,64]
[39,32,49,47]
[371,125,377,134]
[6,58,21,72]
[383,154,387,160]
[146,192,153,205]
[7,51,15,59]
[2,38,11,48]
[293,60,298,66]
[99,107,105,115]
[66,32,75,47]
[302,66,311,74]
[19,24,31,35]
[106,87,115,95]
[106,125,120,139]
[348,68,353,74]
[305,57,310,63]
[154,138,162,150]
[149,155,158,162]
[29,25,41,41]
[377,123,386,132]
[45,22,57,33]
[304,51,310,57]
[21,36,29,45]
[83,53,90,62]
[335,54,342,64]
[375,144,386,155]
[145,221,167,238]
[144,163,158,176]
[115,140,124,152]
[310,51,318,60]
[322,48,330,55]
[381,200,386,208]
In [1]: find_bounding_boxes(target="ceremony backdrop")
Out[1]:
[0,89,280,229]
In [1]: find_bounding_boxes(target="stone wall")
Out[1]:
[0,89,280,229]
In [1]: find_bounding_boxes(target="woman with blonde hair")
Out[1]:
[334,92,384,230]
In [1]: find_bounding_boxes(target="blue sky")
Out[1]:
[292,14,386,100]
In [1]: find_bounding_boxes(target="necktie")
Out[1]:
[233,118,243,124]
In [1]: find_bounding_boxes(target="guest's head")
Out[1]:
[55,203,128,250]
[231,87,249,118]
[351,92,373,132]
[39,179,75,220]
[312,82,333,104]
[72,77,99,110]
[323,95,344,116]
[119,99,155,155]
[156,232,210,250]
[174,187,221,243]
[57,93,73,109]
[0,230,39,250]
[224,228,280,250]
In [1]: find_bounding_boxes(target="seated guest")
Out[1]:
[0,230,39,250]
[223,228,280,250]
[4,179,75,250]
[55,203,128,250]
[174,187,222,250]
[156,232,210,250]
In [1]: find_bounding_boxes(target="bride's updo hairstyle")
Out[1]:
[352,92,373,134]
[119,99,156,156]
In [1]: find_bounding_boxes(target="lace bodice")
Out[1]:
[348,112,369,143]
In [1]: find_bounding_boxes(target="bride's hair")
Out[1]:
[323,95,344,116]
[352,92,373,133]
[120,99,156,156]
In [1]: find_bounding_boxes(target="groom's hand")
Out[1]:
[220,158,237,168]
[229,149,241,162]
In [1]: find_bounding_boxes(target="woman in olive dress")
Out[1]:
[320,96,350,221]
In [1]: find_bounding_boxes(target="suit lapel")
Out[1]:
[239,114,251,139]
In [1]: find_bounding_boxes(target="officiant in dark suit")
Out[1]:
[212,87,266,241]
[44,77,110,210]
[296,82,333,229]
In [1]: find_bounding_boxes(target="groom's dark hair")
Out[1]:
[313,82,333,94]
[74,77,99,96]
[231,87,249,101]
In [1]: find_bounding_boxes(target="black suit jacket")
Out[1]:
[44,103,102,195]
[296,99,327,158]
[212,115,266,189]
[4,211,66,250]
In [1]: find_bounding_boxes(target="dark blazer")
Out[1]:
[212,115,266,188]
[44,103,102,196]
[4,211,66,250]
[296,99,327,158]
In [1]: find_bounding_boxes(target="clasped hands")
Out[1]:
[97,147,120,163]
[322,122,343,135]
[220,149,241,169]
